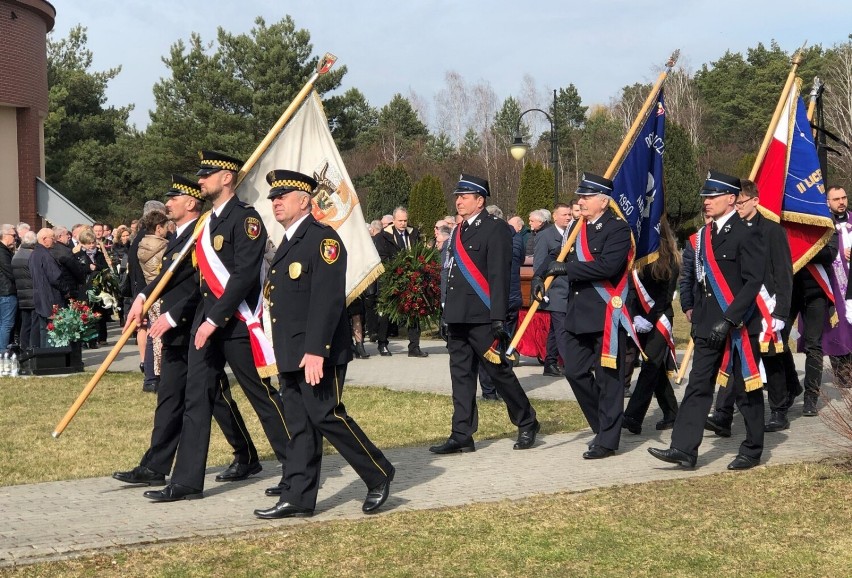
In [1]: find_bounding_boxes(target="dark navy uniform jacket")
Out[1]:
[538,209,631,335]
[443,212,512,324]
[745,211,793,321]
[142,219,202,349]
[692,213,765,337]
[194,197,267,338]
[267,214,352,372]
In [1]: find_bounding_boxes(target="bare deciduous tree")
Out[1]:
[824,40,852,185]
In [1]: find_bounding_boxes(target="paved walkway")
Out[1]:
[1,336,849,567]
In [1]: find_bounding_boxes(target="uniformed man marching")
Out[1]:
[649,171,766,470]
[254,170,394,519]
[429,174,540,455]
[143,151,290,502]
[536,172,633,459]
[117,175,261,487]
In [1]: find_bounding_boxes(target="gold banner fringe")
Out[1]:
[792,226,836,273]
[346,263,385,307]
[779,210,834,228]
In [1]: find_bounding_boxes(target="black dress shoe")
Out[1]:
[265,485,284,497]
[727,454,760,470]
[481,392,500,401]
[354,343,371,359]
[583,445,615,459]
[764,409,790,432]
[113,465,166,486]
[542,363,562,377]
[215,461,262,482]
[408,347,428,358]
[363,468,395,514]
[378,345,392,356]
[704,412,732,437]
[622,415,642,435]
[514,420,541,450]
[429,437,475,454]
[254,502,314,519]
[647,446,696,468]
[655,415,676,430]
[802,392,819,416]
[144,483,203,502]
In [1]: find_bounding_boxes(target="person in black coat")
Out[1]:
[649,171,766,470]
[116,175,262,488]
[374,207,428,357]
[253,169,394,519]
[28,229,67,347]
[622,218,680,434]
[707,179,794,434]
[0,224,17,352]
[50,226,88,302]
[11,232,37,348]
[536,173,632,460]
[73,228,111,347]
[142,151,290,503]
[429,174,540,455]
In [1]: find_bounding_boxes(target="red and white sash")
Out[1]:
[194,213,278,377]
[805,263,838,327]
[631,269,677,370]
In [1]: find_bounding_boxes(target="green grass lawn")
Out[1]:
[3,459,850,577]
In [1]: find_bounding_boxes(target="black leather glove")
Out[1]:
[544,260,568,278]
[530,276,546,304]
[491,320,509,342]
[707,318,735,351]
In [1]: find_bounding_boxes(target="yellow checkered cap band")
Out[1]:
[270,179,313,193]
[171,182,203,199]
[201,158,241,172]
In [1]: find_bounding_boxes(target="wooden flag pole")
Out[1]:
[675,338,694,385]
[52,53,338,438]
[505,50,680,358]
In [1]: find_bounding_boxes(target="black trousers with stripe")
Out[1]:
[277,364,393,510]
[171,334,289,490]
[140,344,258,475]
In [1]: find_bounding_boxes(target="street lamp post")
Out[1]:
[509,89,559,206]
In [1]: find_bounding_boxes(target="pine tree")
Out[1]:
[362,164,412,220]
[515,161,555,219]
[409,174,448,232]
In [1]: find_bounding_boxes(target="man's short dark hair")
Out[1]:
[739,179,759,199]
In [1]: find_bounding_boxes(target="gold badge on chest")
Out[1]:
[213,235,224,251]
[289,262,303,279]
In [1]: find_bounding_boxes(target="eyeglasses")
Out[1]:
[734,198,756,207]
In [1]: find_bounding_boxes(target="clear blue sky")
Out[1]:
[51,0,852,130]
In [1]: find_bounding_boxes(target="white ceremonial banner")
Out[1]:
[237,91,383,302]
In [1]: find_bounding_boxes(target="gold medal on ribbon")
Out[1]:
[610,296,623,309]
[289,262,302,279]
[213,235,224,251]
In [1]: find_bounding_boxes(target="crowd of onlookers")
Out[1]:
[0,202,176,387]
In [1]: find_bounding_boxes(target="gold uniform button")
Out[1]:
[224,317,229,322]
[203,292,208,297]
[270,285,275,290]
[325,345,330,350]
[272,318,277,323]
[271,269,276,274]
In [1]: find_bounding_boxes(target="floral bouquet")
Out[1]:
[47,300,102,347]
[377,243,442,328]
[87,269,121,311]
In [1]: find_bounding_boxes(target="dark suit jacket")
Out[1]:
[745,211,793,320]
[444,211,511,324]
[142,219,202,348]
[50,241,88,301]
[692,213,765,337]
[553,209,632,334]
[629,257,679,324]
[376,225,421,262]
[532,222,570,311]
[194,196,268,338]
[268,214,351,372]
[29,244,66,318]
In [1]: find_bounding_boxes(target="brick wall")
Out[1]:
[0,0,55,226]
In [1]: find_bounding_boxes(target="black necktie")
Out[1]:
[711,223,718,239]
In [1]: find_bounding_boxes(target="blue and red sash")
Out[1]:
[700,225,762,391]
[576,224,642,369]
[805,263,838,327]
[452,224,490,309]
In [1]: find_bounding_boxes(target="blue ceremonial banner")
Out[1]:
[783,93,831,220]
[612,90,666,266]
